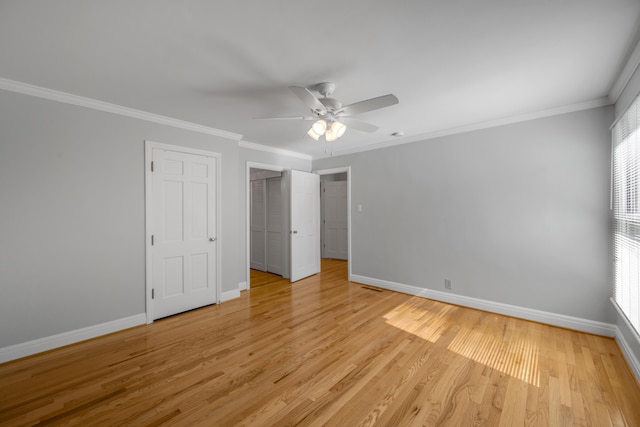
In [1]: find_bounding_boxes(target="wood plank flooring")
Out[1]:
[1,259,639,426]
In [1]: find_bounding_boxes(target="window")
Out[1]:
[613,96,640,333]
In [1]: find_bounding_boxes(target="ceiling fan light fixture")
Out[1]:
[331,121,347,138]
[307,127,321,141]
[269,83,399,143]
[325,120,347,142]
[312,119,327,135]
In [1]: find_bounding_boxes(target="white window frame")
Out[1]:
[612,97,640,335]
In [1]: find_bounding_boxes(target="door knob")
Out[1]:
[209,237,217,242]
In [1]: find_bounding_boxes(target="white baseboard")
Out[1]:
[610,299,640,381]
[614,325,640,381]
[238,281,247,291]
[1,287,244,364]
[351,274,617,337]
[0,313,146,364]
[221,289,241,302]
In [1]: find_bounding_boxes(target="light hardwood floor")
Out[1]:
[1,259,639,426]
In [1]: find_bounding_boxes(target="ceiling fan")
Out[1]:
[261,82,399,142]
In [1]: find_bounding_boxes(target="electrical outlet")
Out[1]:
[445,279,451,289]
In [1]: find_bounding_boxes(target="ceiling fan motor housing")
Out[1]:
[319,97,342,113]
[309,81,336,97]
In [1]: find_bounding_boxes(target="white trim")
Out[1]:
[145,142,154,324]
[325,97,612,159]
[611,298,640,381]
[238,281,247,291]
[246,162,287,289]
[221,289,241,302]
[610,39,640,103]
[0,77,241,141]
[313,166,353,281]
[145,141,222,323]
[351,274,617,337]
[0,314,145,363]
[614,325,640,382]
[239,140,311,160]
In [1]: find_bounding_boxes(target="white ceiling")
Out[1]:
[1,1,639,159]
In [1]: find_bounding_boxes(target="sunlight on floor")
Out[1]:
[448,327,540,387]
[384,301,541,387]
[383,300,457,343]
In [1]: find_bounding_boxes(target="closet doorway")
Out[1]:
[250,168,284,276]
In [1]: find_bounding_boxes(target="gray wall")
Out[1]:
[314,106,613,323]
[0,86,617,351]
[615,64,640,120]
[0,89,247,348]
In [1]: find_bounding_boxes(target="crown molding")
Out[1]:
[325,97,613,159]
[0,77,242,141]
[610,38,640,103]
[239,140,311,160]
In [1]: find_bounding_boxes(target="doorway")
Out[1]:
[245,164,352,289]
[246,162,287,290]
[250,171,283,275]
[320,173,348,260]
[315,167,352,281]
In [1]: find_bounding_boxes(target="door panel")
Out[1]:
[250,180,266,271]
[323,181,348,260]
[151,148,217,320]
[290,170,320,282]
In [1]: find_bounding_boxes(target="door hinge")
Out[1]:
[151,235,154,245]
[151,161,154,172]
[152,289,155,299]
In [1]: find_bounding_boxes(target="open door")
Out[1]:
[290,170,320,282]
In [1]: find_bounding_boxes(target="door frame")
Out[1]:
[144,140,222,324]
[245,162,286,290]
[313,166,352,281]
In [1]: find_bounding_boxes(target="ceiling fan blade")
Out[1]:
[339,117,379,133]
[289,86,327,115]
[254,116,316,120]
[337,94,399,116]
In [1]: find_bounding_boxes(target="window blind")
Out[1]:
[613,95,640,334]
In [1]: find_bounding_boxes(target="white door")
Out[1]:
[266,177,283,275]
[323,181,348,260]
[250,179,267,271]
[150,147,218,320]
[290,170,320,282]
